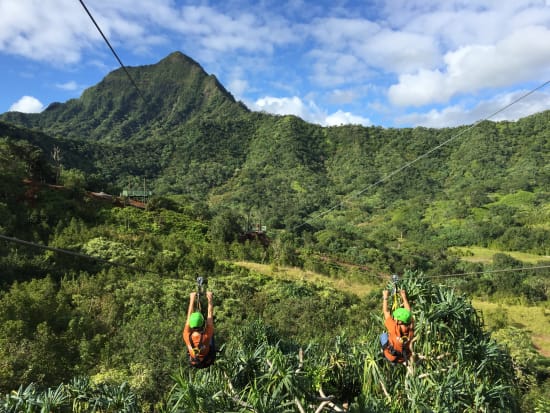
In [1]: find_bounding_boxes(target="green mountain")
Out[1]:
[1,52,257,193]
[1,51,549,412]
[2,52,247,142]
[1,51,549,255]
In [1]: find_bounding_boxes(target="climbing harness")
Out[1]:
[383,329,411,364]
[188,275,215,369]
[188,329,208,367]
[381,273,413,364]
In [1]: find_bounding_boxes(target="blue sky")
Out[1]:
[1,0,550,128]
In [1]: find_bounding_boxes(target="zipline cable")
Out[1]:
[374,264,550,284]
[421,263,550,280]
[302,253,549,282]
[0,233,160,276]
[293,78,550,232]
[1,232,548,283]
[78,0,146,101]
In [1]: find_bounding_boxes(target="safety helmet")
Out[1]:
[189,312,205,329]
[393,308,411,324]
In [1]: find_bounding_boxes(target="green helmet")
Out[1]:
[189,312,205,329]
[393,308,411,324]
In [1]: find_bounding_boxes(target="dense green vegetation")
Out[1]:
[0,52,549,411]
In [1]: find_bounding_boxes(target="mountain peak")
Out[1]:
[1,51,247,142]
[161,51,203,67]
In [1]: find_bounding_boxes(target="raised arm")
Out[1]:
[186,292,197,321]
[206,291,214,326]
[400,289,411,312]
[382,290,391,320]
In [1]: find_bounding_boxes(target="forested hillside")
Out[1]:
[0,51,549,411]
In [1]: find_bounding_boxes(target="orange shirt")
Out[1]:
[183,322,214,361]
[383,317,414,363]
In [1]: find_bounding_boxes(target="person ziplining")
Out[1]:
[380,275,414,365]
[183,277,216,368]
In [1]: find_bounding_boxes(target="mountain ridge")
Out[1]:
[1,51,248,143]
[0,52,548,242]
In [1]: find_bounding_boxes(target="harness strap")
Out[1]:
[386,324,411,363]
[392,291,399,313]
[188,330,205,365]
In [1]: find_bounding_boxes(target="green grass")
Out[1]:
[232,261,377,298]
[473,299,550,357]
[450,246,550,264]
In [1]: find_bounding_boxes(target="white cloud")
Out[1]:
[389,25,550,107]
[307,16,440,87]
[309,17,380,46]
[395,89,550,128]
[253,96,315,119]
[9,96,44,113]
[228,78,249,97]
[251,95,370,126]
[327,89,360,105]
[56,81,79,91]
[482,90,550,122]
[356,29,440,74]
[175,5,296,56]
[309,50,369,88]
[388,69,448,106]
[0,1,294,65]
[0,0,89,64]
[325,110,371,126]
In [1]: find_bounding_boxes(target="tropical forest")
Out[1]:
[0,52,549,412]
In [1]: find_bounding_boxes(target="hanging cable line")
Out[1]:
[0,233,160,276]
[78,0,146,101]
[307,252,549,282]
[422,263,550,280]
[293,78,550,232]
[2,230,548,284]
[377,263,549,282]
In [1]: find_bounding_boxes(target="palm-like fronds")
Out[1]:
[36,384,69,412]
[357,272,521,412]
[0,275,525,412]
[93,382,139,413]
[65,377,92,413]
[1,384,39,413]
